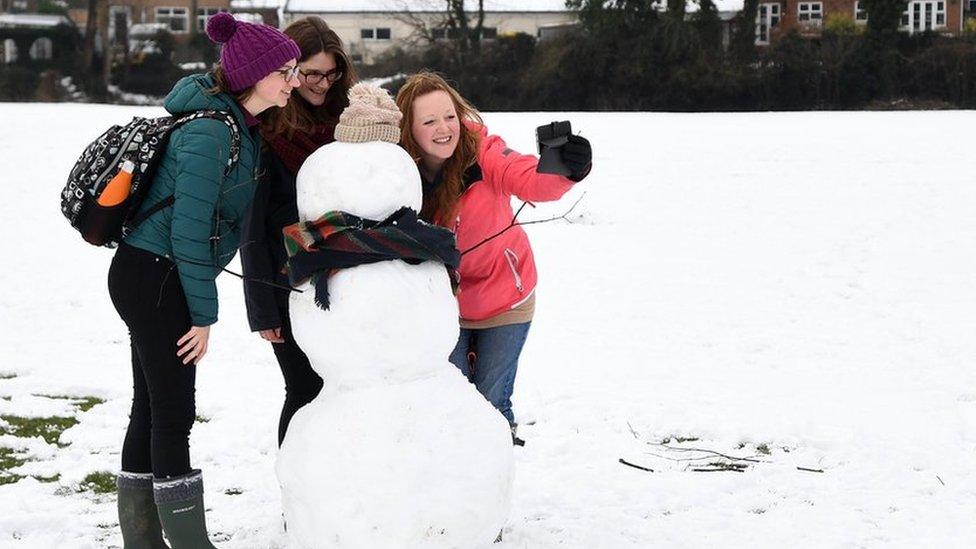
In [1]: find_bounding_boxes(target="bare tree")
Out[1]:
[391,0,487,61]
[83,0,109,98]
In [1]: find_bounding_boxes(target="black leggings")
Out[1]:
[108,243,197,479]
[270,308,323,446]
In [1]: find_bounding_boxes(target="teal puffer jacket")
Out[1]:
[124,73,261,326]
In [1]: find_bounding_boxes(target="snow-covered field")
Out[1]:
[1,104,974,548]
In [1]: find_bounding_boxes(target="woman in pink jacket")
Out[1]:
[396,72,592,442]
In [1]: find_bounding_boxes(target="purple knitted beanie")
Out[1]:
[206,12,301,92]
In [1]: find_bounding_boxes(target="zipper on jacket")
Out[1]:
[504,248,523,293]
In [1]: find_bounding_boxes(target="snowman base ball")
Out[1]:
[275,84,515,548]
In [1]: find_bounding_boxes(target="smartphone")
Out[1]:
[536,120,573,176]
[536,121,572,154]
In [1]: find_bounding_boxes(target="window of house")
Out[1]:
[12,0,27,9]
[197,8,226,32]
[755,3,781,45]
[29,37,53,61]
[361,27,391,41]
[432,27,496,40]
[3,38,18,64]
[109,6,131,43]
[970,0,976,11]
[902,1,946,32]
[855,1,868,22]
[798,2,823,22]
[155,7,189,34]
[431,27,458,40]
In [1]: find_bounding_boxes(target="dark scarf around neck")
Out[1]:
[283,207,460,310]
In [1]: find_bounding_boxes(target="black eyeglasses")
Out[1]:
[299,68,343,85]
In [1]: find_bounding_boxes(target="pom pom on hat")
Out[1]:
[335,83,403,144]
[206,12,238,44]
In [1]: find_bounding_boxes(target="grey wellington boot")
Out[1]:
[117,471,169,549]
[153,470,218,549]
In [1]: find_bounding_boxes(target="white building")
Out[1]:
[282,0,577,64]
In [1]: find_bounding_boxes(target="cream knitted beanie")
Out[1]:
[335,83,402,144]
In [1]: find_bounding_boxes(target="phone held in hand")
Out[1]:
[536,120,573,176]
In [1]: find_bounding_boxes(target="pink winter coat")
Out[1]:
[452,124,575,321]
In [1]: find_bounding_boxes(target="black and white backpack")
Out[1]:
[60,110,241,247]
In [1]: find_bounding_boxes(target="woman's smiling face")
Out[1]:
[410,90,461,172]
[297,51,339,107]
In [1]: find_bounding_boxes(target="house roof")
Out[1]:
[688,0,745,12]
[231,0,284,9]
[284,0,573,14]
[0,14,73,28]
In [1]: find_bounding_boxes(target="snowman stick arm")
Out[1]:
[459,193,585,257]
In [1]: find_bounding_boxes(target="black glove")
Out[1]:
[561,134,592,182]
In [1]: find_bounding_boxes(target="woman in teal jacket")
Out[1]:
[108,13,300,548]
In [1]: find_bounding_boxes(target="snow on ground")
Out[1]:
[0,104,974,548]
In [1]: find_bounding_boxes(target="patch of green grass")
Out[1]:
[756,443,771,455]
[0,447,28,485]
[79,471,116,494]
[0,473,25,485]
[0,414,79,446]
[195,415,210,423]
[0,372,16,380]
[33,473,61,483]
[1,396,10,401]
[33,394,106,412]
[224,488,243,496]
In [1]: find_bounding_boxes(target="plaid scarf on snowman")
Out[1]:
[283,207,460,310]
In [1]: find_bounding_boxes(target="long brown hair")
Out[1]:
[263,16,356,139]
[208,64,253,103]
[395,72,482,226]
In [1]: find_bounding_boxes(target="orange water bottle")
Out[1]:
[98,160,135,207]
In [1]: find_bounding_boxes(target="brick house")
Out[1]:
[755,0,969,45]
[66,0,230,43]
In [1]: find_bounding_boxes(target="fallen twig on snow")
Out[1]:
[619,458,654,472]
[936,475,945,486]
[796,467,824,473]
[648,443,765,464]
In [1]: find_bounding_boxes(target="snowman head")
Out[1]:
[296,83,421,221]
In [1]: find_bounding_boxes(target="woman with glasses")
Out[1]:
[108,13,299,548]
[241,16,356,446]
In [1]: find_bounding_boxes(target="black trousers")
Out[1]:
[108,243,197,478]
[271,307,323,446]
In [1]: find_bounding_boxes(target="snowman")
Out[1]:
[276,83,515,548]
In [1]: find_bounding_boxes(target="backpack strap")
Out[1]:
[126,110,243,231]
[128,195,174,229]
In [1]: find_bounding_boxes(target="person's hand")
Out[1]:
[177,325,210,365]
[561,135,592,182]
[259,327,284,343]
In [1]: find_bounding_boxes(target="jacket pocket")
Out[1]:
[504,248,524,293]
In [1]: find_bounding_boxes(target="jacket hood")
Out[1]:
[164,73,248,129]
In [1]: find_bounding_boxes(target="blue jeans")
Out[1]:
[449,322,531,426]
